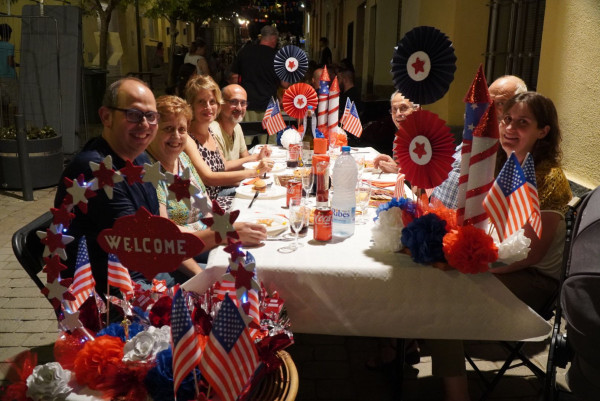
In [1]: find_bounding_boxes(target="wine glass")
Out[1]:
[355,181,372,224]
[279,198,304,253]
[300,168,314,203]
[352,154,365,181]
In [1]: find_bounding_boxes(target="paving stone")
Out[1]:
[0,333,26,347]
[2,286,45,298]
[6,278,34,288]
[0,308,55,320]
[21,332,58,347]
[4,297,53,309]
[12,320,57,334]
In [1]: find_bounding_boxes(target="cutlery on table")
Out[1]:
[248,191,260,208]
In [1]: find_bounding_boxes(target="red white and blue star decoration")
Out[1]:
[222,251,260,304]
[89,155,123,199]
[119,160,144,185]
[274,45,309,84]
[201,199,240,243]
[393,110,455,189]
[142,161,165,188]
[391,26,457,105]
[63,174,97,214]
[37,227,74,259]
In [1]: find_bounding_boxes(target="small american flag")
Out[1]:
[65,237,95,312]
[199,294,259,401]
[340,98,352,126]
[394,170,406,199]
[171,288,201,394]
[132,289,155,311]
[152,279,167,294]
[483,153,533,240]
[247,288,261,339]
[522,153,542,239]
[107,253,133,299]
[342,102,363,138]
[262,97,286,136]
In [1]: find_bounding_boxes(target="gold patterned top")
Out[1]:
[535,160,572,215]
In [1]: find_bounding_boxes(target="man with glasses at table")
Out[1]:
[210,84,271,164]
[55,77,267,294]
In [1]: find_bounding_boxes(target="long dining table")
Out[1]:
[183,146,551,342]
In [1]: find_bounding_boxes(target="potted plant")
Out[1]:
[0,125,63,189]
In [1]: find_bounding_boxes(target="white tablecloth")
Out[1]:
[183,148,551,342]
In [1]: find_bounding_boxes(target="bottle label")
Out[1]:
[332,207,356,223]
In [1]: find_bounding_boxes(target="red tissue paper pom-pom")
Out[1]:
[73,336,125,390]
[443,225,498,274]
[423,197,457,232]
[149,295,172,327]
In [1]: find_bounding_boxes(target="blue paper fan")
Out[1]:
[274,45,309,84]
[390,26,457,105]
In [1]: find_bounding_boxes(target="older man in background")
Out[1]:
[211,84,271,163]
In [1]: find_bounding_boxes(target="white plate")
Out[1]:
[236,184,287,200]
[242,161,287,173]
[245,214,288,236]
[252,145,287,160]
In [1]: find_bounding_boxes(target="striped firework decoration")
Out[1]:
[65,237,95,312]
[327,76,340,133]
[522,153,542,238]
[483,152,533,240]
[394,170,406,199]
[199,294,260,401]
[107,253,133,299]
[317,65,331,135]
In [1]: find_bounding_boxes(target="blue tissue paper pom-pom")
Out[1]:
[401,213,447,264]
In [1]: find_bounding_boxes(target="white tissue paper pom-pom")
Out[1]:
[122,325,171,362]
[496,228,531,264]
[371,208,405,252]
[280,128,301,149]
[26,362,73,401]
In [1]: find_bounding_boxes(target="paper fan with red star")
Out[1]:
[282,83,317,119]
[393,110,455,189]
[390,26,457,105]
[274,45,308,84]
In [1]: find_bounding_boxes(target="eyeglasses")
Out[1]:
[390,104,418,115]
[109,107,160,125]
[226,99,248,108]
[501,115,534,129]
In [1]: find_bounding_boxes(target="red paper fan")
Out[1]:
[393,110,455,189]
[282,83,317,119]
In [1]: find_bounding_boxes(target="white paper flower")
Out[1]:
[495,228,531,265]
[26,362,73,401]
[122,325,171,362]
[280,128,301,149]
[371,208,405,252]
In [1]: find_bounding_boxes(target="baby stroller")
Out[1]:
[545,186,600,401]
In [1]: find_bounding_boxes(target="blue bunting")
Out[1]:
[145,348,201,401]
[96,322,144,341]
[401,213,447,264]
[374,197,414,221]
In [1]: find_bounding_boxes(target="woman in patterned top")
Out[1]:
[182,75,273,209]
[432,92,573,401]
[146,95,268,276]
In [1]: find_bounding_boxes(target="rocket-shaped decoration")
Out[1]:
[317,65,331,137]
[456,65,491,225]
[463,102,499,230]
[327,76,340,134]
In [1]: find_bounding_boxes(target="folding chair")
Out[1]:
[545,186,600,401]
[11,211,59,316]
[465,198,583,401]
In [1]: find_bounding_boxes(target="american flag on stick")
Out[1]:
[199,294,259,401]
[342,102,363,138]
[171,288,201,395]
[340,98,352,126]
[65,237,95,312]
[262,97,287,136]
[107,253,133,299]
[483,152,533,240]
[522,153,542,239]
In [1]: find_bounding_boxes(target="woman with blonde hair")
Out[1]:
[183,75,273,209]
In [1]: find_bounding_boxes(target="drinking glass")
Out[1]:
[355,181,372,224]
[352,154,365,181]
[302,142,312,166]
[300,168,314,202]
[288,198,304,250]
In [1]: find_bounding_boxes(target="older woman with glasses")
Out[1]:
[183,75,273,210]
[146,95,268,277]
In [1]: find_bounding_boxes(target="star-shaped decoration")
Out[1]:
[43,255,68,282]
[470,103,479,110]
[295,95,305,108]
[64,174,96,214]
[468,123,475,131]
[287,59,296,70]
[201,200,240,243]
[412,142,428,159]
[223,238,246,262]
[119,160,144,185]
[50,204,75,229]
[412,57,426,75]
[37,228,74,259]
[60,309,83,331]
[166,168,201,208]
[89,155,123,199]
[43,278,71,301]
[190,194,213,217]
[142,161,165,188]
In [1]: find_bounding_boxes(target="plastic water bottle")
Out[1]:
[331,146,358,238]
